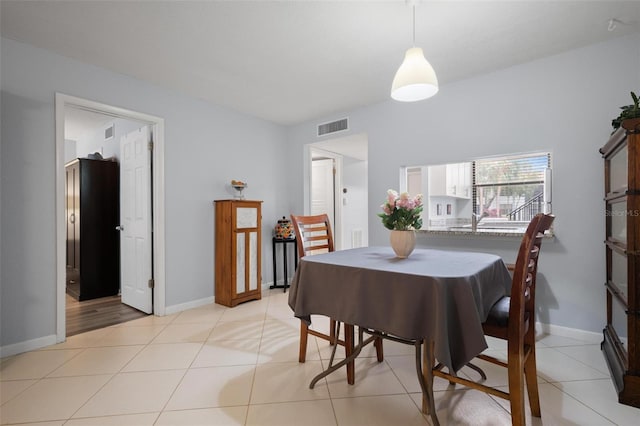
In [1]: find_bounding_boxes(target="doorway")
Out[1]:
[55,94,166,342]
[307,133,368,250]
[310,154,339,243]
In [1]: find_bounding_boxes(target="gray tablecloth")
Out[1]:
[288,246,512,372]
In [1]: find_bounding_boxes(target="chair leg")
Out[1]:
[524,346,541,417]
[421,339,440,426]
[299,321,309,363]
[507,351,526,426]
[329,319,337,345]
[374,336,384,362]
[345,324,355,385]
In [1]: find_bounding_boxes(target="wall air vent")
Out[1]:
[317,118,348,137]
[104,124,114,140]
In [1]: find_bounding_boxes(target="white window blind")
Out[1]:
[475,152,550,187]
[473,152,551,221]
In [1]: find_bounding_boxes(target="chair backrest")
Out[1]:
[509,213,555,339]
[290,214,334,258]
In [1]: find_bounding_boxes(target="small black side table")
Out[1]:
[271,237,298,292]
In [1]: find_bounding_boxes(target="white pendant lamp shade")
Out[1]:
[391,47,439,102]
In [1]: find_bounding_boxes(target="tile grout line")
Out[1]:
[545,380,618,425]
[150,305,224,422]
[62,321,172,423]
[243,291,273,425]
[153,310,212,418]
[0,346,86,411]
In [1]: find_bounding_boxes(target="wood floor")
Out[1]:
[66,293,148,336]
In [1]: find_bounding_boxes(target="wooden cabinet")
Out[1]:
[214,199,262,307]
[429,162,471,199]
[65,158,120,301]
[600,118,640,408]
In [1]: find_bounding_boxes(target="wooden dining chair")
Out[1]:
[290,213,383,384]
[431,213,554,426]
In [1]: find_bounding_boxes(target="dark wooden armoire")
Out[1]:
[65,158,120,301]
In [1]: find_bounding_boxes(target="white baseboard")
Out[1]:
[164,285,280,315]
[164,296,215,315]
[0,334,57,358]
[263,281,289,291]
[536,321,602,344]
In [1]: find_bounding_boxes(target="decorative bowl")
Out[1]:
[231,180,247,199]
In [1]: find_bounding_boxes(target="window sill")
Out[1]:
[419,227,555,238]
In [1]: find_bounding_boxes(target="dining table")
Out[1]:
[287,245,512,425]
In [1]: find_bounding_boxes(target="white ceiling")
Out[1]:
[312,133,369,161]
[64,107,115,141]
[2,1,639,128]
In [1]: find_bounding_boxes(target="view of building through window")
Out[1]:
[473,152,551,222]
[403,152,551,232]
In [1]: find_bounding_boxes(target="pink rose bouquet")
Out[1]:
[378,189,424,231]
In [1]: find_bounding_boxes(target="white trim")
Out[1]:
[54,93,167,345]
[0,335,57,359]
[55,95,67,342]
[536,321,602,344]
[151,121,166,316]
[164,297,215,315]
[334,156,344,249]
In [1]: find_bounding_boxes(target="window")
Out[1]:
[473,152,551,222]
[403,151,551,232]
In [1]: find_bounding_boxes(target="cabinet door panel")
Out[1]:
[610,200,627,243]
[446,164,457,196]
[237,207,257,228]
[611,249,628,299]
[460,162,471,198]
[236,233,246,294]
[428,165,446,197]
[249,231,258,291]
[612,297,628,350]
[609,145,628,191]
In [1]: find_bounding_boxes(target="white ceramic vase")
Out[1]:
[389,230,416,258]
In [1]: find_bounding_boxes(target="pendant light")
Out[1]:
[391,2,438,102]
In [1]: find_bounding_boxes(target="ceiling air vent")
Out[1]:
[317,118,348,137]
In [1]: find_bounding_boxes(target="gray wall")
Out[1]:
[2,32,639,352]
[74,117,143,161]
[1,37,288,349]
[286,34,640,334]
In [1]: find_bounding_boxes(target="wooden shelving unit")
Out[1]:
[600,117,640,407]
[214,199,262,307]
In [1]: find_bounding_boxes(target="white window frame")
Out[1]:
[472,152,552,224]
[401,151,552,233]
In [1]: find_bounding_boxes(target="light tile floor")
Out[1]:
[2,289,639,425]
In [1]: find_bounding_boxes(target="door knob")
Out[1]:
[115,225,124,231]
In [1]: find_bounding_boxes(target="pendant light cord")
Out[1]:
[412,5,416,46]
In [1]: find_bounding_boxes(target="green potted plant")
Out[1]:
[612,91,640,131]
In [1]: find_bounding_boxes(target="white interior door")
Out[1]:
[311,158,335,223]
[119,126,153,313]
